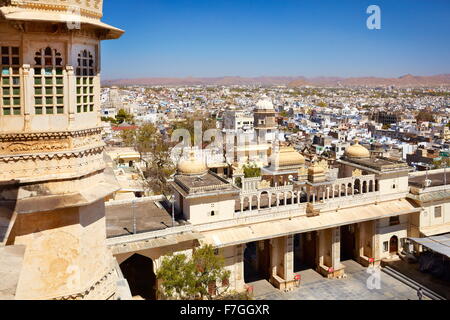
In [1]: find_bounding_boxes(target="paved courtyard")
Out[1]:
[252,260,427,300]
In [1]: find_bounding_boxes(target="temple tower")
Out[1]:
[254,97,277,145]
[0,0,124,299]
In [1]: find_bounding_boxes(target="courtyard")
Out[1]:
[252,260,428,300]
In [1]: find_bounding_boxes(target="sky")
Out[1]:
[100,0,450,80]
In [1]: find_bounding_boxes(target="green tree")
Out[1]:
[243,163,261,178]
[116,108,134,124]
[156,245,231,300]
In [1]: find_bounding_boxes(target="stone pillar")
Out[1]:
[357,220,379,267]
[317,228,345,279]
[234,244,245,292]
[66,65,76,128]
[22,64,32,131]
[269,235,295,292]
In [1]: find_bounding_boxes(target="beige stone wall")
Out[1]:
[9,199,115,300]
[185,195,236,225]
[420,202,450,228]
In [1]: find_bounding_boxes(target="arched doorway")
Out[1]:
[389,236,399,254]
[120,254,157,300]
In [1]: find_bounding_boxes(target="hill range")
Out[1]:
[102,74,450,88]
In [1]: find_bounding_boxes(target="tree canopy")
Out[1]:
[116,108,135,124]
[156,245,231,300]
[243,163,261,178]
[120,123,175,195]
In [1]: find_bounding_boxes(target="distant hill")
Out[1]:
[102,74,450,87]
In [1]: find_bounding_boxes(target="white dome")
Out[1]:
[256,98,274,110]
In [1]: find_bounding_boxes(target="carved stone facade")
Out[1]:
[0,0,124,300]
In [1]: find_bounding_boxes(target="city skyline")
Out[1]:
[101,0,450,80]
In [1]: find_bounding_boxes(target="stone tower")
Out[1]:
[0,0,124,299]
[254,97,277,145]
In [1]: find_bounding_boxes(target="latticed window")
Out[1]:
[34,47,64,115]
[1,46,21,116]
[76,50,95,113]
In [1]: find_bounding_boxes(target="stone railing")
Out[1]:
[410,184,450,195]
[318,191,408,212]
[194,203,308,233]
[106,224,194,246]
[105,195,165,206]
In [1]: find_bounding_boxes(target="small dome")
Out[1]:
[177,152,208,176]
[274,147,305,167]
[345,141,370,159]
[256,98,274,110]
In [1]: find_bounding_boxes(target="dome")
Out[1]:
[177,152,208,176]
[345,141,370,158]
[274,147,305,167]
[256,98,274,110]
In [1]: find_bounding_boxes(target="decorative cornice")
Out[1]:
[0,128,103,142]
[7,0,103,19]
[0,144,105,162]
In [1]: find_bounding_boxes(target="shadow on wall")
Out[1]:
[0,180,20,246]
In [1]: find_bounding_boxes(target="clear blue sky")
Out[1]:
[101,0,450,79]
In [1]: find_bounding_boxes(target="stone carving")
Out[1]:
[9,0,104,19]
[233,165,244,176]
[318,160,329,173]
[1,140,70,153]
[72,135,102,149]
[258,180,271,189]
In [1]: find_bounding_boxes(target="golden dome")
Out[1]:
[345,141,370,159]
[274,147,305,167]
[177,152,208,176]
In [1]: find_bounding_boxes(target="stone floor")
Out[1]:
[251,260,429,300]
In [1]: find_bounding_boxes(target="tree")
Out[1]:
[116,108,134,124]
[433,156,450,169]
[172,114,217,146]
[156,245,231,300]
[243,163,261,178]
[135,123,176,195]
[120,129,137,147]
[416,110,434,123]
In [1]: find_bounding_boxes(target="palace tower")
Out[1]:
[0,0,124,299]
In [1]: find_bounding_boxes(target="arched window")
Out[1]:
[34,47,64,115]
[76,50,95,113]
[1,45,21,116]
